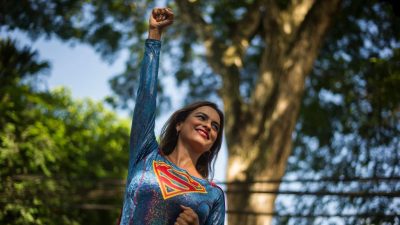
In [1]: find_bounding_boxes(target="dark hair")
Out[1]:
[159,101,224,179]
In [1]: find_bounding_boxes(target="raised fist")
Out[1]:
[148,8,174,39]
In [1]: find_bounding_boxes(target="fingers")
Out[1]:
[152,8,174,22]
[175,214,195,225]
[175,217,189,225]
[180,205,192,211]
[174,205,199,225]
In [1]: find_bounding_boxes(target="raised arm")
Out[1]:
[127,8,174,183]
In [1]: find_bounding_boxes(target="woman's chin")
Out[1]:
[188,139,211,154]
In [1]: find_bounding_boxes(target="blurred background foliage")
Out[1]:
[1,0,399,224]
[0,39,129,224]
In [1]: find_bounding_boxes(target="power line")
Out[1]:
[216,176,400,185]
[225,190,400,197]
[226,210,399,218]
[72,204,400,219]
[9,175,400,198]
[10,175,400,184]
[74,205,400,219]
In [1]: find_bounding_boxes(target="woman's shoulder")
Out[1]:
[206,180,225,198]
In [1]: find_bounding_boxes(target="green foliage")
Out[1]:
[0,38,49,88]
[0,39,129,224]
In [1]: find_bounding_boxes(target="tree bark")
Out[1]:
[176,0,342,224]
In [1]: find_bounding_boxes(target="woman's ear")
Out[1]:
[176,123,182,133]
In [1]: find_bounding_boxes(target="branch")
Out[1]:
[285,0,342,75]
[230,0,263,58]
[175,0,225,78]
[246,1,282,131]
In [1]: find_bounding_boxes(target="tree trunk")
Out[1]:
[176,0,342,224]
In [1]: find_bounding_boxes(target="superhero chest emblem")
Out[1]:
[153,160,207,199]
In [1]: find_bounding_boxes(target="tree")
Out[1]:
[0,39,130,224]
[109,1,399,224]
[169,1,343,224]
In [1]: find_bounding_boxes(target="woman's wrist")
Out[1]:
[148,28,162,40]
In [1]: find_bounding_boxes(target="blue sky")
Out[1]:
[4,30,228,182]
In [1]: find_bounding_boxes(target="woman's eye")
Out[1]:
[212,124,219,132]
[197,115,205,120]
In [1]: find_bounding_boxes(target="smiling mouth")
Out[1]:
[196,129,209,140]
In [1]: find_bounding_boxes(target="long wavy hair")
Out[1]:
[159,101,224,179]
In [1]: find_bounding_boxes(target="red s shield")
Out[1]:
[153,161,207,199]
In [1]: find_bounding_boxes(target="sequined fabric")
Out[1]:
[119,39,225,225]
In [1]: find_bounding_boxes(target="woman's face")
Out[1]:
[176,106,221,154]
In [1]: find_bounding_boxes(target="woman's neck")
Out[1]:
[166,141,203,178]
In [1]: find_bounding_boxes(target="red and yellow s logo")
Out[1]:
[153,161,207,199]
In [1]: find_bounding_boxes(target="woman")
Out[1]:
[118,8,225,225]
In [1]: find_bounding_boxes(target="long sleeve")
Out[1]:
[127,39,161,185]
[205,188,226,225]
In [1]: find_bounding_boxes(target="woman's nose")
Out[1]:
[202,122,211,131]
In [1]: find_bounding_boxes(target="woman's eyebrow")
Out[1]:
[195,112,208,117]
[196,112,220,126]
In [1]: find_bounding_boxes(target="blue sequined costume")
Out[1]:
[119,39,225,225]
